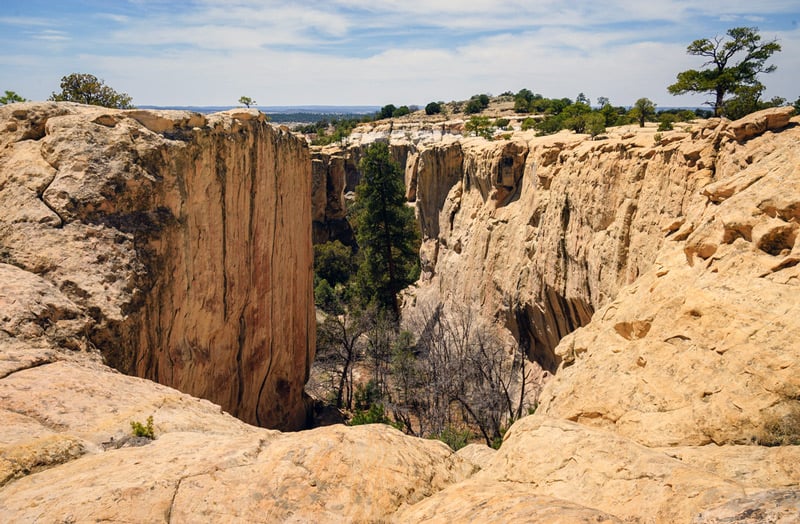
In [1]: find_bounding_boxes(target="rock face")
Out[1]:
[0,102,314,429]
[395,414,800,523]
[407,107,797,379]
[0,342,474,522]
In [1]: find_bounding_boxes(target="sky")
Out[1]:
[1,1,798,108]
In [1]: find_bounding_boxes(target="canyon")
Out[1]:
[2,102,799,522]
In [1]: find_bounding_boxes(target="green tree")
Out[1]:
[0,90,26,104]
[630,98,656,127]
[378,104,397,119]
[238,96,256,108]
[465,116,493,138]
[49,73,133,109]
[464,98,483,114]
[561,101,591,133]
[314,240,354,288]
[392,105,410,117]
[513,88,535,113]
[657,113,677,131]
[351,143,419,316]
[723,84,786,120]
[668,27,781,117]
[585,112,606,138]
[425,101,442,115]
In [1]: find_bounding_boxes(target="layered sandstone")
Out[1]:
[0,102,314,429]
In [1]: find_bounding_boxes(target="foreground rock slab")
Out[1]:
[0,342,474,522]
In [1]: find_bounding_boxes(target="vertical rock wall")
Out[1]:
[405,124,728,370]
[0,103,314,430]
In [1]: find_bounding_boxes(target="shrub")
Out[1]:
[464,98,484,114]
[392,105,410,118]
[433,426,472,451]
[349,403,401,429]
[130,415,155,439]
[494,118,510,129]
[464,116,493,138]
[520,117,537,131]
[758,405,800,446]
[314,240,354,288]
[585,112,606,138]
[378,104,396,119]
[657,113,677,131]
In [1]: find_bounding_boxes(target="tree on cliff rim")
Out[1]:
[351,142,419,317]
[49,73,134,109]
[668,27,781,117]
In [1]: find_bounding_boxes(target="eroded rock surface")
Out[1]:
[0,343,474,522]
[0,102,314,429]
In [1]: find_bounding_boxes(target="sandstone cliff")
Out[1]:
[0,102,314,430]
[404,107,800,446]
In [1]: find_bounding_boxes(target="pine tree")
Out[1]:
[351,142,419,316]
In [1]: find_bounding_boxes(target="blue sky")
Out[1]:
[1,1,798,107]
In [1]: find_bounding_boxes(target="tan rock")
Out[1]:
[0,103,315,429]
[0,345,473,523]
[454,443,495,470]
[662,445,800,489]
[400,415,744,523]
[539,120,800,446]
[726,106,795,142]
[693,489,800,523]
[396,481,623,523]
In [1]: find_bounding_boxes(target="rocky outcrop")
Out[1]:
[0,342,474,522]
[395,415,800,523]
[407,107,797,377]
[0,102,314,430]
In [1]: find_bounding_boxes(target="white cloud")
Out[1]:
[1,0,798,106]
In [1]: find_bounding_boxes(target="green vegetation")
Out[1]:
[238,95,256,108]
[630,98,657,127]
[130,415,155,439]
[314,240,355,289]
[657,113,677,131]
[668,27,781,117]
[464,115,493,139]
[432,426,472,451]
[49,73,134,109]
[464,94,490,114]
[425,101,442,115]
[392,105,411,117]
[350,142,420,316]
[0,90,26,104]
[298,116,365,146]
[378,104,397,119]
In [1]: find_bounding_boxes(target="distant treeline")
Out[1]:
[265,112,372,124]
